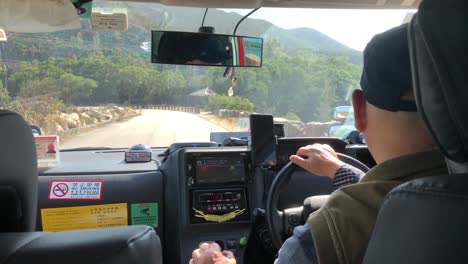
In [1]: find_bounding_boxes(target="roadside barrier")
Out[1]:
[138,105,201,114]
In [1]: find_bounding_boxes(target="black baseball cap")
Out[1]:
[360,24,417,112]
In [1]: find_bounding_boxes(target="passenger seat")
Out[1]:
[0,110,162,264]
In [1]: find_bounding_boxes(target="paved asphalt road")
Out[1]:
[61,109,226,149]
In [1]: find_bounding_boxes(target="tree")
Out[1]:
[58,73,97,105]
[115,66,149,104]
[14,96,64,133]
[0,66,10,107]
[9,59,67,97]
[3,32,362,124]
[18,78,60,98]
[0,82,11,108]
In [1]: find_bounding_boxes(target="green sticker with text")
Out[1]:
[131,203,158,228]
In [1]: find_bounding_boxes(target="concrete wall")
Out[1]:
[210,109,339,137]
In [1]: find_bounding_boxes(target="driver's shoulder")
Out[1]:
[305,181,401,264]
[306,151,448,264]
[321,180,400,220]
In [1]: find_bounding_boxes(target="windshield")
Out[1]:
[0,2,412,149]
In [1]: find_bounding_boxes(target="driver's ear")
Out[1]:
[352,89,367,132]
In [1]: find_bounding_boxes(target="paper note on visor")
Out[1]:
[0,0,80,33]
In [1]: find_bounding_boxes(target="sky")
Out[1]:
[223,8,415,51]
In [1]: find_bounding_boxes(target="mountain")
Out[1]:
[121,2,361,61]
[267,27,355,53]
[2,1,362,65]
[265,27,361,64]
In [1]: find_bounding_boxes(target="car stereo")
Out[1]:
[187,152,251,185]
[190,188,250,224]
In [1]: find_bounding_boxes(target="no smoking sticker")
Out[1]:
[49,180,103,200]
[52,183,69,197]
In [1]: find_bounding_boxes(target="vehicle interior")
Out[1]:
[1,0,466,263]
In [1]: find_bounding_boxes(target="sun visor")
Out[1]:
[0,0,81,33]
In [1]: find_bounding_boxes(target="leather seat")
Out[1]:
[363,0,468,263]
[0,226,162,264]
[0,110,162,264]
[0,110,38,232]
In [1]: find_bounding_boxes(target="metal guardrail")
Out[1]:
[136,105,201,114]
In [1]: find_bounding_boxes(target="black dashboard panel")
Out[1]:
[277,169,333,209]
[276,137,347,165]
[37,150,166,243]
[345,144,377,168]
[276,137,375,169]
[161,147,261,264]
[37,171,164,240]
[185,149,253,225]
[34,139,374,264]
[39,149,163,175]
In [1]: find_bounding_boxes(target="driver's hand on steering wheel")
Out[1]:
[290,144,345,178]
[190,243,236,264]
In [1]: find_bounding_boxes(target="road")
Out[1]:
[61,110,226,149]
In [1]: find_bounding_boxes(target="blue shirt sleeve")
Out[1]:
[274,223,319,264]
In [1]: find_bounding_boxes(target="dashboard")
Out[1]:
[187,151,252,224]
[36,136,374,264]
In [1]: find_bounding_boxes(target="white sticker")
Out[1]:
[35,135,60,168]
[91,12,128,31]
[0,29,7,41]
[49,180,103,200]
[125,151,151,162]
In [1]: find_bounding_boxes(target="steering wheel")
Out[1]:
[266,153,370,249]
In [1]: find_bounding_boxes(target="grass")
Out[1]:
[198,112,241,131]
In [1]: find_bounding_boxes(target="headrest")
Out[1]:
[409,0,468,169]
[0,111,38,231]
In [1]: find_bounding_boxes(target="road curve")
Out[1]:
[61,109,226,149]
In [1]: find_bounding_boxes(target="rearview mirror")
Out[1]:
[151,31,263,67]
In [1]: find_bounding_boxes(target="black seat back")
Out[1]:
[0,225,162,264]
[363,0,468,263]
[0,111,37,232]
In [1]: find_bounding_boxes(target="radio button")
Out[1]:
[225,239,237,250]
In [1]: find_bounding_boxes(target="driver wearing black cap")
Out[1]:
[190,24,447,264]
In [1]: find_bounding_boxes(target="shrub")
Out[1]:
[206,95,255,112]
[285,112,302,122]
[13,96,64,134]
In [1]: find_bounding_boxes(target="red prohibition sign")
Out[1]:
[53,183,69,197]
